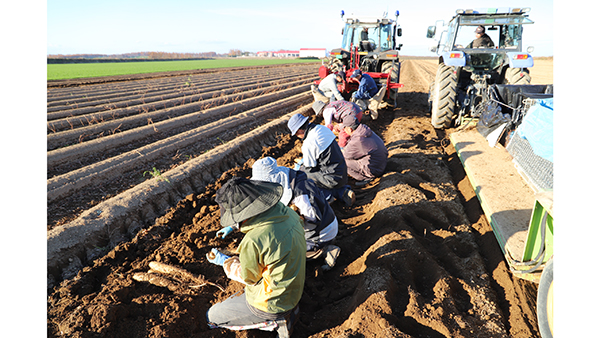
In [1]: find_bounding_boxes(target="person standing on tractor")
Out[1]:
[340,115,388,186]
[312,71,345,103]
[467,25,495,48]
[349,69,378,115]
[251,157,341,271]
[287,113,356,206]
[312,100,363,148]
[205,177,305,338]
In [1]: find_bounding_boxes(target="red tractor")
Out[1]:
[316,10,405,108]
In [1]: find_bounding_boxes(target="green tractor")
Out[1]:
[426,7,542,129]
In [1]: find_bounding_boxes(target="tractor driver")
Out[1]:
[467,25,495,48]
[360,27,373,52]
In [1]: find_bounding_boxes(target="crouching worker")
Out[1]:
[312,100,363,148]
[205,177,306,338]
[341,115,388,186]
[251,156,341,271]
[287,113,356,206]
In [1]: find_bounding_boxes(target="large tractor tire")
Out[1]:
[537,259,553,338]
[430,63,458,129]
[504,67,531,85]
[381,61,400,101]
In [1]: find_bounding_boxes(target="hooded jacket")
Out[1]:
[225,202,306,314]
[343,124,388,178]
[300,123,348,190]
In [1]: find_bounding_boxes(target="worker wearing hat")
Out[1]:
[311,71,345,104]
[287,113,355,206]
[340,115,388,186]
[349,69,379,118]
[206,177,305,338]
[312,99,363,148]
[251,156,341,271]
[467,25,495,48]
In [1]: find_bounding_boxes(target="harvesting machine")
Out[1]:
[434,8,554,338]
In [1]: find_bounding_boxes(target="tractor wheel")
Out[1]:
[381,61,400,100]
[329,58,344,73]
[430,63,458,129]
[504,67,531,85]
[537,259,553,338]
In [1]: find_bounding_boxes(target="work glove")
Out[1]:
[216,226,234,239]
[206,248,231,266]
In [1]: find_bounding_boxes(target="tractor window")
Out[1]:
[379,24,392,51]
[454,25,499,49]
[499,24,522,49]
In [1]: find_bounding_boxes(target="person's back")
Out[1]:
[301,123,348,190]
[342,117,388,181]
[238,202,306,313]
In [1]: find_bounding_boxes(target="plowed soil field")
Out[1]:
[47,58,553,337]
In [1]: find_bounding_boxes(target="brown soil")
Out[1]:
[47,60,544,337]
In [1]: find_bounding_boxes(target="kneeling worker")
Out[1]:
[206,177,305,338]
[287,113,355,206]
[341,115,388,186]
[251,156,341,271]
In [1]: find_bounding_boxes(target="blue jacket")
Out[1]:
[353,73,378,100]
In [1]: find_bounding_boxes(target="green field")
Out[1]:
[47,58,320,81]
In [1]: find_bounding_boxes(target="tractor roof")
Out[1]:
[455,7,530,15]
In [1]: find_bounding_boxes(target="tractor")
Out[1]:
[316,10,404,106]
[426,7,546,129]
[432,8,554,338]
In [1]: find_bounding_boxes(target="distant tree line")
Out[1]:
[48,49,271,63]
[47,51,222,62]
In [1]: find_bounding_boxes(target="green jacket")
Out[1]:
[239,202,306,314]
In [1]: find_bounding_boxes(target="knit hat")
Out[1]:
[287,113,309,136]
[341,114,359,129]
[215,177,283,227]
[251,157,293,205]
[336,71,346,82]
[312,101,327,116]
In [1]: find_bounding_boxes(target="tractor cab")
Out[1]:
[427,8,534,71]
[341,20,398,54]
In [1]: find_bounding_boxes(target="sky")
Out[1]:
[47,0,554,56]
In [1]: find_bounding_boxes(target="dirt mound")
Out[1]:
[46,61,541,337]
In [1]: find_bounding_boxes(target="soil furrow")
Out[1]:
[47,83,312,172]
[47,92,312,204]
[46,66,316,109]
[46,73,316,128]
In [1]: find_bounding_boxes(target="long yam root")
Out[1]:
[132,272,180,292]
[133,261,225,292]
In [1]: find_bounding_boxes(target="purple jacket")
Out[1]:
[343,124,388,178]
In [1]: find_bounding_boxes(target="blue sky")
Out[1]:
[47,0,554,56]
